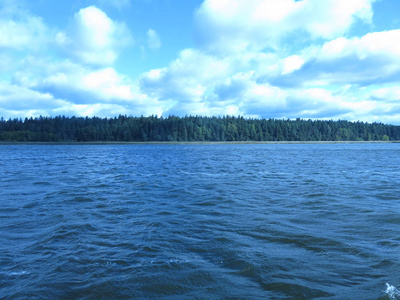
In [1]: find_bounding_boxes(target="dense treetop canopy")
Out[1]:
[0,115,398,142]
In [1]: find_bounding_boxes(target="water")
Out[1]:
[1,143,399,299]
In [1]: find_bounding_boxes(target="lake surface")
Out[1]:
[1,143,400,299]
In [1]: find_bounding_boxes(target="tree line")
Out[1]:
[0,115,399,142]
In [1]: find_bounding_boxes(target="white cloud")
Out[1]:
[259,29,400,89]
[139,51,305,117]
[13,59,137,103]
[147,28,161,50]
[0,17,48,51]
[0,2,49,51]
[311,30,400,86]
[0,81,67,113]
[213,72,349,119]
[194,0,375,54]
[137,26,400,122]
[319,30,400,60]
[370,86,400,102]
[57,6,132,66]
[282,55,305,75]
[3,55,170,118]
[140,48,232,104]
[0,3,163,119]
[0,0,399,125]
[287,88,350,118]
[298,0,374,39]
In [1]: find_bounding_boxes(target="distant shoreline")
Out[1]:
[0,141,398,145]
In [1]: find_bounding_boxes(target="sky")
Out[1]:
[1,0,400,124]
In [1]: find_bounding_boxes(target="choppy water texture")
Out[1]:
[1,143,400,299]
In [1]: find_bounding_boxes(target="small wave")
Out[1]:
[2,270,30,276]
[33,181,52,185]
[180,170,227,177]
[305,193,328,198]
[23,201,39,209]
[385,283,400,300]
[262,281,332,298]
[69,196,94,203]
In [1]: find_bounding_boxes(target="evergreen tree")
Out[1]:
[1,115,400,142]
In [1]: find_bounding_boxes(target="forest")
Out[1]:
[0,115,399,142]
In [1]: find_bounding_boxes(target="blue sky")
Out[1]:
[1,0,400,124]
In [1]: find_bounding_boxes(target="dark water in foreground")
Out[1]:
[1,143,400,299]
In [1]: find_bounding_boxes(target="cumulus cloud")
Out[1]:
[140,50,331,118]
[0,80,78,119]
[194,0,375,54]
[0,3,164,119]
[0,0,399,125]
[5,55,169,118]
[319,30,400,61]
[0,2,49,51]
[147,28,161,50]
[13,58,132,103]
[140,49,232,104]
[370,86,400,102]
[138,21,400,121]
[0,82,66,111]
[213,72,350,119]
[298,0,374,38]
[267,29,400,88]
[0,17,48,51]
[56,6,132,66]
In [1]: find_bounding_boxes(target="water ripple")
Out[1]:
[1,143,400,299]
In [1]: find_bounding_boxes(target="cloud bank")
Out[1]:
[56,6,132,66]
[0,0,400,125]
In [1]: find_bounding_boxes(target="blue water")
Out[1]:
[1,143,400,299]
